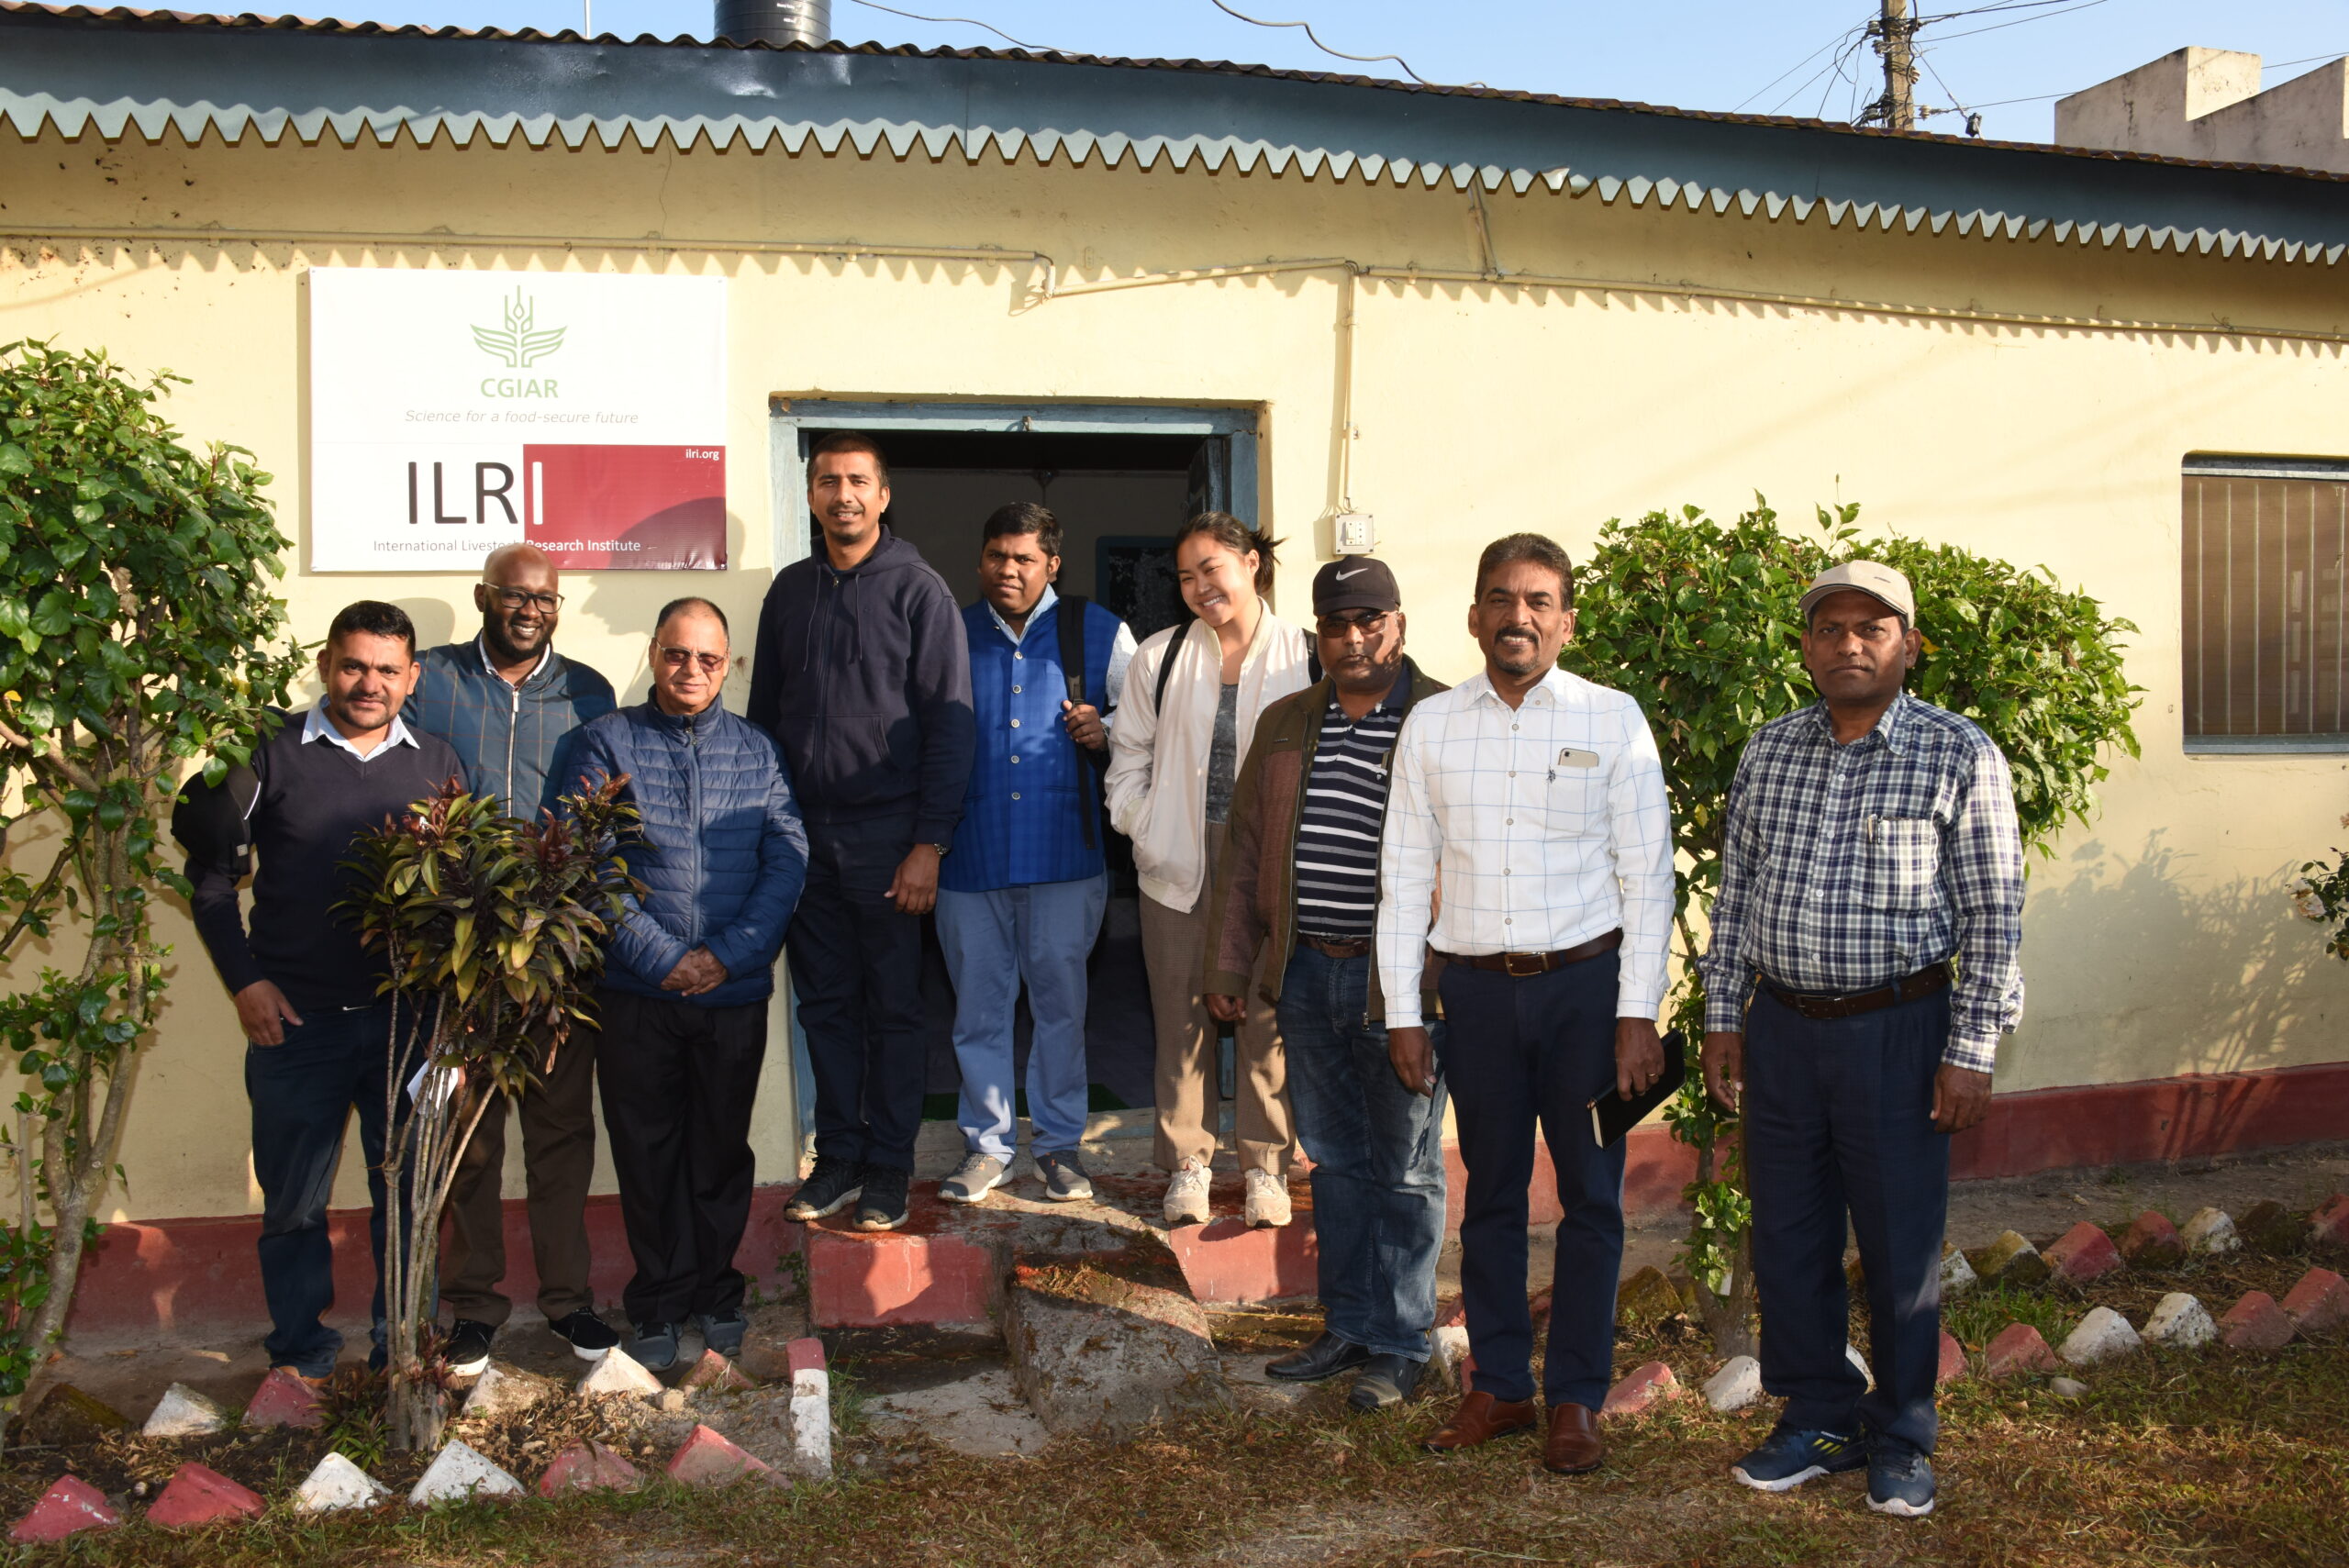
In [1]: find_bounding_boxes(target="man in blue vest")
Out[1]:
[935,503,1136,1205]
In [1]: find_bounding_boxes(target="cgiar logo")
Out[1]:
[472,286,566,370]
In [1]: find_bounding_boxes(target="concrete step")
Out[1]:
[800,1167,1317,1329]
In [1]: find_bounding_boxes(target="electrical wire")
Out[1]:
[1204,0,1433,86]
[842,0,1052,50]
[1917,0,2110,47]
[1734,21,1868,112]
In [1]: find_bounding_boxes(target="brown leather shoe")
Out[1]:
[1542,1401,1604,1474]
[1422,1390,1539,1453]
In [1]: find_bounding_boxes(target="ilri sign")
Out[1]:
[308,269,728,571]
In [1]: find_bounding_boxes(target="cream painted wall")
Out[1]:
[3,122,2346,1222]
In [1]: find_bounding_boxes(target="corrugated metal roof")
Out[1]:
[3,2,2343,269]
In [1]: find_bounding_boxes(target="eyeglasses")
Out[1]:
[486,587,564,613]
[1316,610,1393,636]
[656,646,729,674]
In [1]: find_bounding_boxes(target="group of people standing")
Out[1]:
[182,426,2023,1520]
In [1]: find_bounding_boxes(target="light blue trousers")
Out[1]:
[935,873,1108,1161]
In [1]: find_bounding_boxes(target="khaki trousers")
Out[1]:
[1141,821,1293,1174]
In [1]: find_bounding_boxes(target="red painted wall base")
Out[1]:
[62,1060,2349,1340]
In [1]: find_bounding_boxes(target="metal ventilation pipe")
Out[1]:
[713,0,829,47]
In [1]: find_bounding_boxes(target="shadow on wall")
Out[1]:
[2019,828,2338,1092]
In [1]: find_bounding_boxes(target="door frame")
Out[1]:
[766,398,1262,575]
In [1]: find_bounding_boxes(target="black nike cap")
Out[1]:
[1311,556,1401,617]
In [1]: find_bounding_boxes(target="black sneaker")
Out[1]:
[1866,1440,1937,1518]
[443,1318,495,1377]
[1731,1426,1866,1492]
[786,1154,864,1221]
[696,1308,748,1359]
[855,1164,911,1231]
[548,1308,619,1362]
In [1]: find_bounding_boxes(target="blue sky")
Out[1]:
[317,0,2344,144]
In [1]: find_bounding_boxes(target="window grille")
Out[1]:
[2182,457,2349,751]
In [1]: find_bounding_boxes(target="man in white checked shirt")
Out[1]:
[1378,533,1674,1477]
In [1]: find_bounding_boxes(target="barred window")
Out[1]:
[2182,456,2349,751]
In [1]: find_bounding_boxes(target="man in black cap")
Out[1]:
[1205,557,1451,1410]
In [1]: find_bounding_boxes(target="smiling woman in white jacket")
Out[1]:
[1106,513,1313,1229]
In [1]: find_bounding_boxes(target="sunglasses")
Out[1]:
[656,646,729,674]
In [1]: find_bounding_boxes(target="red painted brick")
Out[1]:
[1599,1361,1679,1418]
[537,1441,642,1497]
[785,1336,827,1376]
[9,1476,119,1543]
[2218,1291,2298,1351]
[2282,1267,2349,1333]
[665,1425,776,1488]
[1434,1296,1466,1329]
[1984,1322,2061,1377]
[2120,1209,2185,1268]
[2311,1195,2349,1249]
[805,1223,999,1329]
[1937,1330,1967,1385]
[242,1367,322,1430]
[1163,1215,1319,1306]
[147,1462,265,1529]
[2044,1221,2124,1283]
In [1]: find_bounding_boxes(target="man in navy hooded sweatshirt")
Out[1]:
[749,431,975,1233]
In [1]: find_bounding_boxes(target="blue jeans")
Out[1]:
[244,1001,395,1377]
[1276,945,1448,1362]
[1437,951,1626,1409]
[1744,984,1952,1455]
[936,873,1108,1160]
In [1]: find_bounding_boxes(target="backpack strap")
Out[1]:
[1054,595,1106,852]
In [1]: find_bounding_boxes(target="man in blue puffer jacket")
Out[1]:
[571,595,808,1373]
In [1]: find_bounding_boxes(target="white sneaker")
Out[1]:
[1244,1167,1293,1229]
[1163,1160,1212,1226]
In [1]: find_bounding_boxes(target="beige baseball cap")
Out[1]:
[1800,560,1915,623]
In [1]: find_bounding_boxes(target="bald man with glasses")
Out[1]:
[408,543,618,1374]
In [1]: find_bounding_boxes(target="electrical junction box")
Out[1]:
[1332,512,1376,554]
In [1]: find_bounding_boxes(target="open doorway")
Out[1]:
[772,402,1260,1127]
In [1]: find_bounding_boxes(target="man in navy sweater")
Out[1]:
[186,601,462,1381]
[407,543,619,1373]
[748,432,974,1233]
[573,596,807,1371]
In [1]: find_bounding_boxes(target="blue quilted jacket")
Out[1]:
[572,696,808,1008]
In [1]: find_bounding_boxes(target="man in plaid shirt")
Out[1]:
[1698,560,2024,1520]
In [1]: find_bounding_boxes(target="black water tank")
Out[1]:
[713,0,829,47]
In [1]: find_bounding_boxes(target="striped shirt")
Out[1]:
[1294,685,1407,938]
[1696,691,2026,1074]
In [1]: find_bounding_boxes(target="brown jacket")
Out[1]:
[1204,658,1447,1023]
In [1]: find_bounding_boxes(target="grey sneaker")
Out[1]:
[696,1308,747,1360]
[940,1152,1008,1206]
[1036,1150,1094,1202]
[629,1320,680,1373]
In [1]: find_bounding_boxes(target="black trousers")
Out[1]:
[593,987,768,1328]
[1743,984,1951,1455]
[787,813,927,1172]
[1436,951,1626,1410]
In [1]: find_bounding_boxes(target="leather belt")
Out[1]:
[1299,934,1375,959]
[1437,928,1622,977]
[1764,962,1953,1020]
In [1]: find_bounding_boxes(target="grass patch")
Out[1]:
[25,1338,2349,1568]
[1945,1280,2076,1351]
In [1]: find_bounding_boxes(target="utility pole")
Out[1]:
[1868,0,1919,131]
